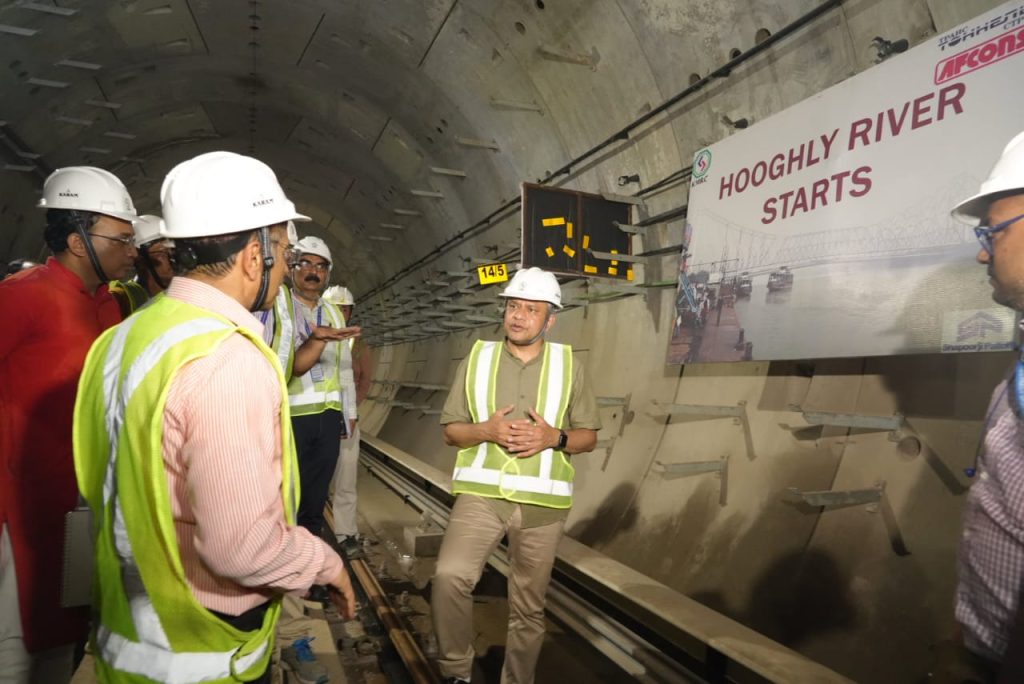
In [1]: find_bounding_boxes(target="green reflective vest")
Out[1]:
[109,279,150,318]
[288,297,347,416]
[73,294,299,683]
[452,340,576,509]
[267,285,297,379]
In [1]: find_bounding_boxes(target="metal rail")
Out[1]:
[357,434,855,684]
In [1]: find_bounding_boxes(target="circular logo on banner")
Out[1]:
[692,149,712,179]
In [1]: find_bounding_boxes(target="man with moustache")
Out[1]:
[0,166,137,682]
[72,151,355,683]
[286,238,360,551]
[108,214,175,315]
[946,130,1024,683]
[432,267,601,684]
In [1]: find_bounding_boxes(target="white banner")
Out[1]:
[668,2,1024,364]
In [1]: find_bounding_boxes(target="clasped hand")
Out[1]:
[484,405,559,458]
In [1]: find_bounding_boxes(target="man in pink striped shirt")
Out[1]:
[74,152,355,684]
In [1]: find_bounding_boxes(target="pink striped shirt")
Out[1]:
[162,278,343,615]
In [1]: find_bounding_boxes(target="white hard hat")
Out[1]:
[160,151,310,239]
[953,130,1024,223]
[296,235,332,266]
[324,285,354,306]
[132,214,165,248]
[499,267,562,308]
[37,166,137,221]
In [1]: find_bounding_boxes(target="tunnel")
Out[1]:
[0,1,1018,682]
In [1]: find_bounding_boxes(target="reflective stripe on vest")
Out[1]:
[288,297,345,416]
[269,286,295,378]
[451,340,575,509]
[73,295,298,683]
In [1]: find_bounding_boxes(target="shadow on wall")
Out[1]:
[693,550,856,648]
[566,483,639,550]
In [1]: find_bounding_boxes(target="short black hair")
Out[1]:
[171,229,259,278]
[43,209,97,253]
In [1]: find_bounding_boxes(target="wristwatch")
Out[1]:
[556,429,568,450]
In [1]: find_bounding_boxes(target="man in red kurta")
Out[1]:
[0,166,137,681]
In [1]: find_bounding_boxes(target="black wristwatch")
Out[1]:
[556,429,568,450]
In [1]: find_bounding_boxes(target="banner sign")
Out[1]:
[668,2,1024,364]
[521,183,633,280]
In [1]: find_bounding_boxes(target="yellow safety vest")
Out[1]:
[452,340,575,509]
[109,279,150,318]
[288,297,347,416]
[73,294,299,683]
[267,285,297,379]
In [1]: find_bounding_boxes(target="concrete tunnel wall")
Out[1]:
[0,0,1010,681]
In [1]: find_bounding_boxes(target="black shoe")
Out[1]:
[338,535,364,559]
[306,584,331,604]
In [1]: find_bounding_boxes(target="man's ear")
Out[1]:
[240,237,264,281]
[545,311,557,332]
[65,231,88,257]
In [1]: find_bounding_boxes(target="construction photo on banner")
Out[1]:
[668,0,1024,364]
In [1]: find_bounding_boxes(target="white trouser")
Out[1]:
[0,525,74,684]
[331,424,360,539]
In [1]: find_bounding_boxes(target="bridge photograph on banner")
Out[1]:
[668,1,1024,364]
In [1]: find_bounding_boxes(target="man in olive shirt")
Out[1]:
[433,267,600,684]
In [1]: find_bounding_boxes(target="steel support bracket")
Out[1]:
[653,456,729,505]
[651,400,748,423]
[801,410,906,441]
[786,481,885,508]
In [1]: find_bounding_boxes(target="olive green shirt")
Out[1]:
[440,339,602,527]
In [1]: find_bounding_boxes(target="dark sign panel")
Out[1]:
[521,183,633,280]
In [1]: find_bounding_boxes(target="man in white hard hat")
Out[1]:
[0,166,137,682]
[283,237,360,560]
[72,151,356,684]
[433,267,601,684]
[324,284,373,555]
[946,130,1024,682]
[108,214,175,315]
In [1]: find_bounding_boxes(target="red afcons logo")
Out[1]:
[935,25,1024,84]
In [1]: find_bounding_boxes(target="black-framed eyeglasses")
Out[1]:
[294,258,329,272]
[974,213,1024,254]
[88,232,136,248]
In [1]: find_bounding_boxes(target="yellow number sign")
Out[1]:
[476,262,509,285]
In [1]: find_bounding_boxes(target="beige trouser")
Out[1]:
[331,424,360,539]
[431,494,564,684]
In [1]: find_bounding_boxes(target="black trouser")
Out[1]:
[210,601,272,684]
[292,409,344,536]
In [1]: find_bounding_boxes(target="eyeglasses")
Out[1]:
[294,258,329,272]
[88,232,136,248]
[974,213,1024,254]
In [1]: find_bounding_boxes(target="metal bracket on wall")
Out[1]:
[595,395,632,472]
[587,249,648,264]
[786,481,885,508]
[801,410,906,441]
[651,400,756,461]
[613,221,646,234]
[786,480,908,555]
[653,455,729,506]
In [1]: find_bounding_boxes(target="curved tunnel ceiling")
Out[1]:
[0,0,969,300]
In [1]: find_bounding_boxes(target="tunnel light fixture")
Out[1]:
[368,235,395,242]
[28,77,69,88]
[379,223,405,230]
[429,166,467,178]
[455,135,499,151]
[120,156,145,163]
[86,99,123,109]
[410,189,444,199]
[143,5,174,15]
[3,163,36,172]
[0,24,38,36]
[16,150,40,159]
[103,131,137,140]
[55,115,93,126]
[80,146,112,155]
[393,208,421,217]
[56,59,102,70]
[19,2,77,16]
